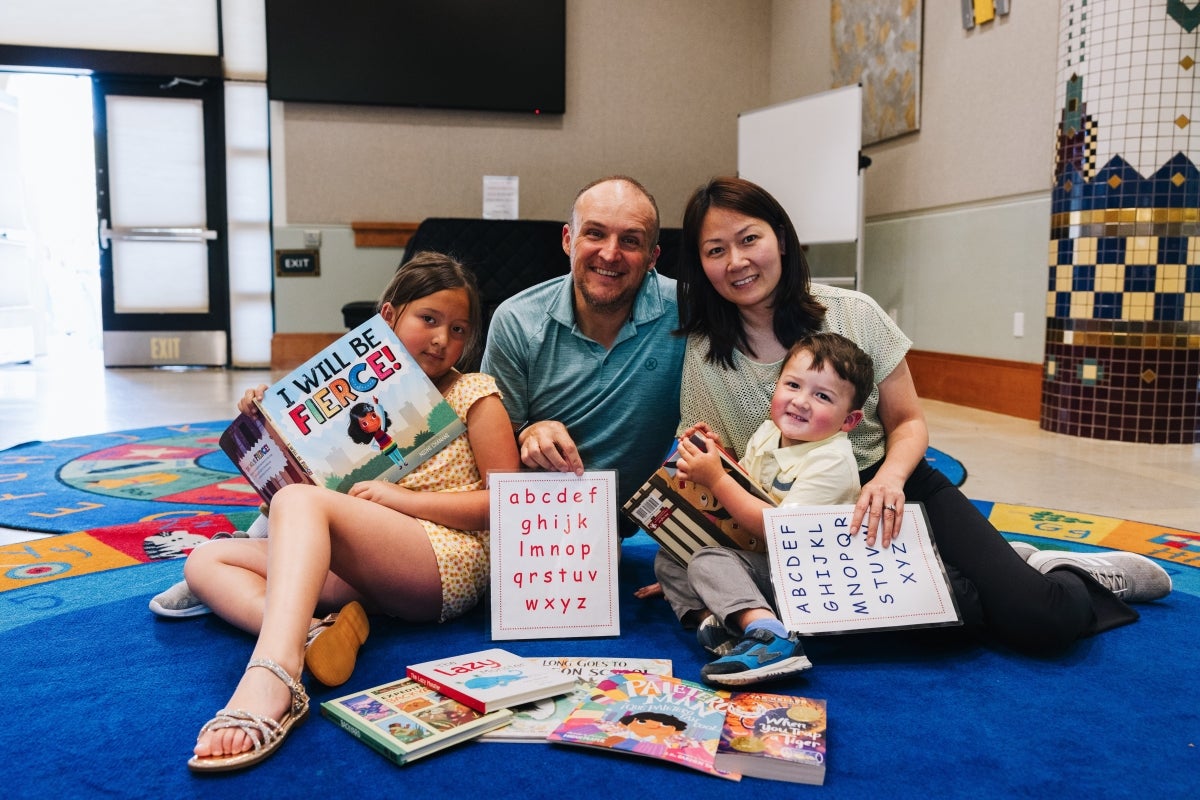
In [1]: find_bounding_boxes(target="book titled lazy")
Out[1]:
[219,314,464,503]
[320,677,513,766]
[406,648,576,713]
[763,503,962,635]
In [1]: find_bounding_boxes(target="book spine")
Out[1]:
[320,706,406,766]
[405,669,487,713]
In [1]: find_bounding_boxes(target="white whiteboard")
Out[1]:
[737,85,862,245]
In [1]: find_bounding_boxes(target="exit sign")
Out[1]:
[275,249,320,276]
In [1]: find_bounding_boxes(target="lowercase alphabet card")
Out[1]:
[488,471,619,640]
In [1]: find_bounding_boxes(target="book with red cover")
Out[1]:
[405,648,576,713]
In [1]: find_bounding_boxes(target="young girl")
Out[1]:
[185,252,520,772]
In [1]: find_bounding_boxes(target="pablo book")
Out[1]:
[547,671,740,781]
[406,648,577,714]
[713,692,828,785]
[622,434,776,565]
[219,314,465,503]
[480,656,673,743]
[763,503,962,635]
[319,677,513,766]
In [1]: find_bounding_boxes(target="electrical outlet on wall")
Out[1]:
[303,229,322,248]
[1013,311,1025,338]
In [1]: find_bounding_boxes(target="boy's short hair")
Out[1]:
[786,333,875,410]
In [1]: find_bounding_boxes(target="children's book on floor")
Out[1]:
[547,671,740,781]
[622,434,776,565]
[219,314,465,503]
[320,677,514,766]
[406,648,578,713]
[713,691,827,785]
[763,503,962,635]
[480,656,673,743]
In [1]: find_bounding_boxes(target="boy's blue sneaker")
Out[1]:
[695,614,738,656]
[700,628,812,687]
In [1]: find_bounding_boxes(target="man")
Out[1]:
[481,176,684,535]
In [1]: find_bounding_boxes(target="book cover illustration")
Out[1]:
[220,314,465,502]
[622,434,776,565]
[489,471,621,640]
[763,503,962,635]
[480,656,673,743]
[713,692,827,785]
[319,677,514,766]
[547,671,740,781]
[406,648,577,713]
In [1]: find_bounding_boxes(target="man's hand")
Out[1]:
[517,420,584,475]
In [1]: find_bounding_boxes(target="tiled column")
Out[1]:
[1043,0,1199,443]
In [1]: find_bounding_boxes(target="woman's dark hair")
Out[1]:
[377,251,484,369]
[675,176,827,368]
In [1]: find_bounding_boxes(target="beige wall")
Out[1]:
[280,0,771,228]
[278,1,1063,358]
[764,1,1058,363]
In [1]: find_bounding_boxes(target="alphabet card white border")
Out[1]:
[489,471,620,640]
[763,503,961,635]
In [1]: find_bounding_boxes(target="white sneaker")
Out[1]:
[1009,541,1039,562]
[148,580,211,618]
[1027,550,1172,603]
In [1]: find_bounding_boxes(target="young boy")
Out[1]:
[657,332,875,686]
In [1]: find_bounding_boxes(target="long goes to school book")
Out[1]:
[219,314,464,503]
[622,434,776,565]
[405,648,577,714]
[763,503,962,635]
[714,692,828,785]
[480,656,673,743]
[320,677,513,766]
[547,672,740,781]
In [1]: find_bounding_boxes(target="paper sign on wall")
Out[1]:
[489,471,620,640]
[763,503,961,635]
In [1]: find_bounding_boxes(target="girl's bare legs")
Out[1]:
[188,484,443,758]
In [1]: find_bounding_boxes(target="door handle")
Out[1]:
[99,219,218,249]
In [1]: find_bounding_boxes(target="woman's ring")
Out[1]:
[884,504,897,512]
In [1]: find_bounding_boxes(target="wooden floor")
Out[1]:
[2,340,1197,545]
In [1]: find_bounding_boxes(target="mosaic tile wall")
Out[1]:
[1044,0,1199,443]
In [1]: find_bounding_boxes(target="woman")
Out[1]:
[661,176,1169,655]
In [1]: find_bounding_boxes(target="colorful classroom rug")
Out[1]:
[2,421,1196,597]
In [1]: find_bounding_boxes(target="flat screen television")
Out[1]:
[264,0,566,114]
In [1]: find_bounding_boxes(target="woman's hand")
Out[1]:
[237,384,268,416]
[851,476,906,548]
[850,358,927,548]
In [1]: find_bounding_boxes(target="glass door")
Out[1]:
[94,75,228,366]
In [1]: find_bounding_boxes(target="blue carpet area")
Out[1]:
[0,532,1195,799]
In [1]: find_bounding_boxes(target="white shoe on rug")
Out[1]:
[1008,541,1039,562]
[1027,550,1172,603]
[149,579,211,618]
